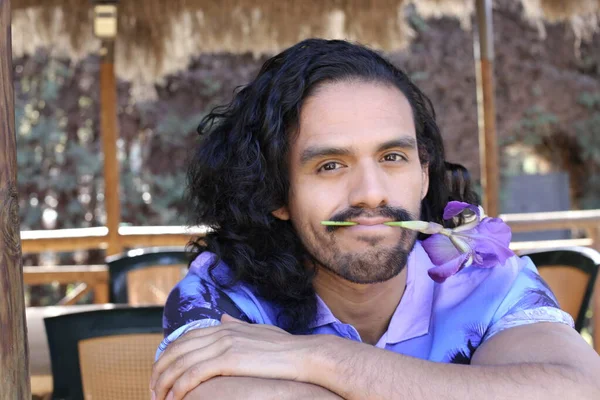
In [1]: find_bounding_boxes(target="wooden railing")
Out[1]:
[23,265,109,305]
[20,212,600,351]
[500,209,600,253]
[21,212,600,303]
[21,225,210,254]
[20,210,600,255]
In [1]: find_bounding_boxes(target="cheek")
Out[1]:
[394,168,426,210]
[289,190,331,222]
[289,177,339,218]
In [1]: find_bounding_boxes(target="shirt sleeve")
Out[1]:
[156,271,249,360]
[482,256,574,342]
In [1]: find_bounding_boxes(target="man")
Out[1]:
[150,39,600,400]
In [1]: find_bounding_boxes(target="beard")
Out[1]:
[301,206,419,284]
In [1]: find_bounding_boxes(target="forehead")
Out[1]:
[293,81,416,151]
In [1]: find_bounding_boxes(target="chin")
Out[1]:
[338,265,405,285]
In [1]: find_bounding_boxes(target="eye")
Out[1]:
[381,153,407,162]
[318,161,344,172]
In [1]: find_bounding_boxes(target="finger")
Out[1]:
[152,322,291,389]
[220,314,244,323]
[151,329,229,389]
[167,355,232,400]
[174,319,287,341]
[153,339,231,400]
[217,316,289,335]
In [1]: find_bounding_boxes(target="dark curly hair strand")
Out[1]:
[186,39,479,333]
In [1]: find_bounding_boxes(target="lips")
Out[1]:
[348,217,394,226]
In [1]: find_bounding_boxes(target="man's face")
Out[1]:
[273,81,429,284]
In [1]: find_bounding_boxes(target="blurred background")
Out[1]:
[5,1,600,397]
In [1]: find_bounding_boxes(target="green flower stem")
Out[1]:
[384,220,453,236]
[383,221,414,227]
[320,221,358,226]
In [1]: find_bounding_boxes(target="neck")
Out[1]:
[313,267,407,345]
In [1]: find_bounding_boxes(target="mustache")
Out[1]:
[325,206,416,232]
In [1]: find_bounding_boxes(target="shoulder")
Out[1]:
[427,254,572,363]
[163,251,278,336]
[434,253,549,309]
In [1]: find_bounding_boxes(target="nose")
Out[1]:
[348,161,389,209]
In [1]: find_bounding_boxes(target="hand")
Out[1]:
[150,315,320,400]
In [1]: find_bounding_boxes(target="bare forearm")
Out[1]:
[183,376,343,400]
[311,336,599,400]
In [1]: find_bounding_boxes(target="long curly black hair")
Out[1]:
[186,39,479,333]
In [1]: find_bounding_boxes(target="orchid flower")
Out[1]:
[387,201,514,283]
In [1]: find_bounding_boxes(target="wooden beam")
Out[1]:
[474,0,499,217]
[510,238,594,253]
[21,227,108,253]
[118,225,209,248]
[0,0,31,396]
[100,40,122,256]
[22,265,108,286]
[500,209,600,232]
[93,280,110,304]
[20,225,207,253]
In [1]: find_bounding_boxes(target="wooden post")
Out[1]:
[100,40,123,256]
[93,277,110,304]
[0,0,31,397]
[474,0,499,217]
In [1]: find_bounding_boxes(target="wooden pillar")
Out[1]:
[474,0,499,217]
[0,0,31,397]
[100,40,123,256]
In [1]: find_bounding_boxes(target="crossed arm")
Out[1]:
[150,316,600,400]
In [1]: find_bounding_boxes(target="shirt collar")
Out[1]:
[309,241,435,344]
[385,242,435,344]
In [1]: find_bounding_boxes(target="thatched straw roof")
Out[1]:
[11,0,600,83]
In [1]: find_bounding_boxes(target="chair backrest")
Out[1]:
[78,333,163,400]
[521,246,599,332]
[44,306,163,400]
[126,264,187,305]
[106,247,192,303]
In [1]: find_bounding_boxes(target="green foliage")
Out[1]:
[578,92,600,109]
[407,12,430,33]
[505,98,600,210]
[511,106,559,145]
[574,93,600,168]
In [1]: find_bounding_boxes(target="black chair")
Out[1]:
[106,247,192,304]
[521,246,599,333]
[45,306,164,400]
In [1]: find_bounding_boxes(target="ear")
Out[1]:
[421,164,430,201]
[271,206,290,221]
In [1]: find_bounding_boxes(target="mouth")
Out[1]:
[321,218,399,235]
[349,217,394,226]
[321,218,399,227]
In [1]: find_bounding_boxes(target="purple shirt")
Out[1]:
[156,242,573,364]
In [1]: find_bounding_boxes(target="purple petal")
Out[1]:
[443,201,480,221]
[456,217,514,268]
[477,217,512,245]
[422,234,462,266]
[427,252,470,283]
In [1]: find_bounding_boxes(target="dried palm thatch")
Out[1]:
[521,0,600,42]
[10,0,600,83]
[12,0,412,82]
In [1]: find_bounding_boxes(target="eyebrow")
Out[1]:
[376,137,417,153]
[299,136,418,166]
